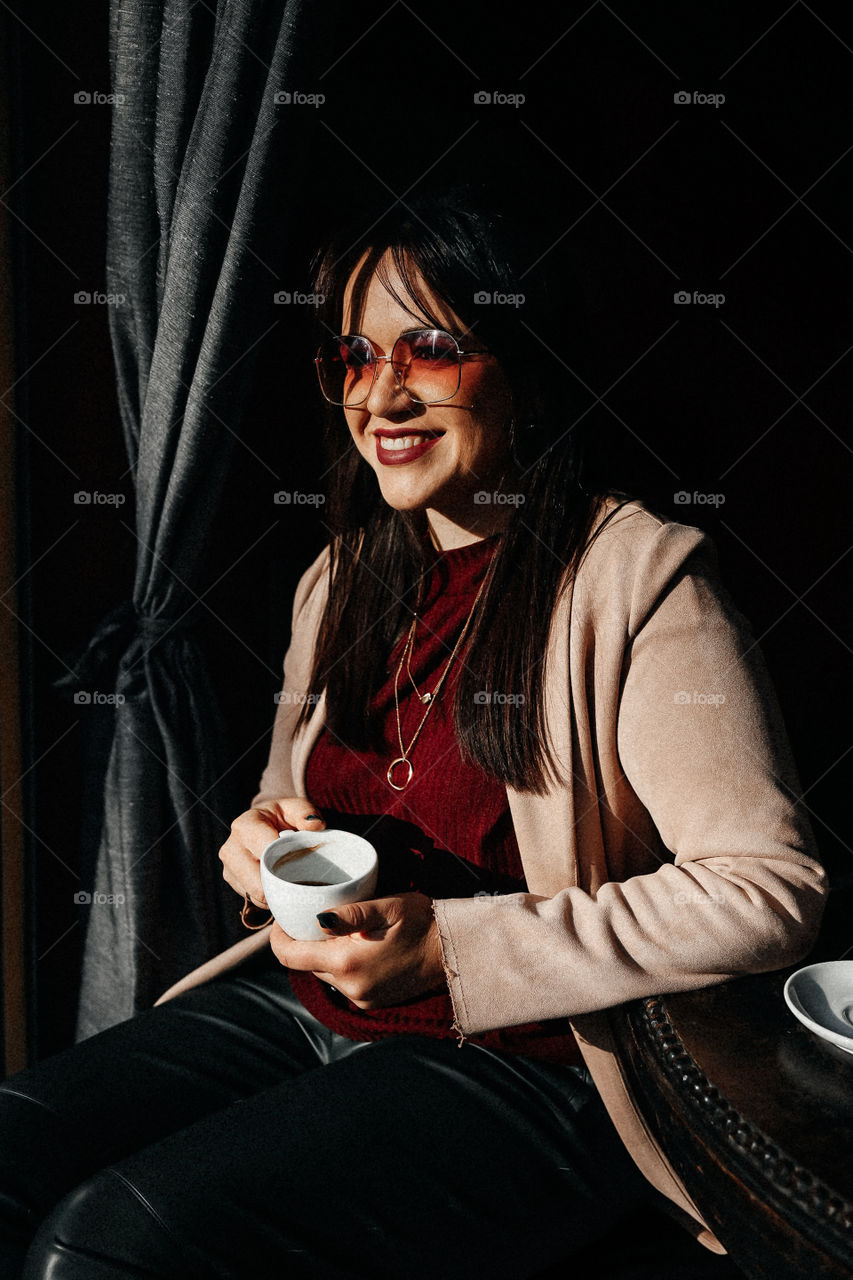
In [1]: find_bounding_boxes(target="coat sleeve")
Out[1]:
[431,523,829,1034]
[250,545,330,809]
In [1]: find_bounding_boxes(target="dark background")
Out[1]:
[3,2,851,1059]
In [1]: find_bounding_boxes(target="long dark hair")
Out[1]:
[296,183,631,794]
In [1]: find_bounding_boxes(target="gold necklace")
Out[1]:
[405,621,432,704]
[387,565,493,792]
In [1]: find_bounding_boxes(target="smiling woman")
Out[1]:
[0,182,827,1279]
[301,189,611,792]
[327,326,500,476]
[330,273,514,545]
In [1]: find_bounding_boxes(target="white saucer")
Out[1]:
[784,961,853,1056]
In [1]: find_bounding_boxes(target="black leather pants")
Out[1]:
[0,947,652,1279]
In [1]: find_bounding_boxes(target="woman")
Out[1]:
[1,186,827,1278]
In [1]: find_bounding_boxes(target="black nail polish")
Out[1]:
[316,911,340,929]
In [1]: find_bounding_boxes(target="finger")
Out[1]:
[269,923,345,972]
[310,972,339,987]
[235,808,288,852]
[240,803,325,905]
[221,867,241,897]
[220,859,258,904]
[220,837,267,907]
[265,800,327,832]
[316,899,393,937]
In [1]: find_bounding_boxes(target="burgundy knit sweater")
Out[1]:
[289,532,582,1067]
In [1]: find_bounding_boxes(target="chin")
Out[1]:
[375,477,447,513]
[378,491,435,515]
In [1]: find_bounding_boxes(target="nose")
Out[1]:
[363,356,417,419]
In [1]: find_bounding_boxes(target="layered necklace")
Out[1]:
[386,557,494,792]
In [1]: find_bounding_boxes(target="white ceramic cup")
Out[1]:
[259,829,379,941]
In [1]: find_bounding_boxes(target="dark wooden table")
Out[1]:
[615,960,853,1279]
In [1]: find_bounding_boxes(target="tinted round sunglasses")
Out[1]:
[314,328,493,407]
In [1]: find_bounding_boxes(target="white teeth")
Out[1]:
[378,435,429,451]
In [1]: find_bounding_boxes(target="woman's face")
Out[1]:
[339,252,516,548]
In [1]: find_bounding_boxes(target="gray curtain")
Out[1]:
[55,0,497,1040]
[56,0,328,1039]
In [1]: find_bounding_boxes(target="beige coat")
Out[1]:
[157,497,828,1253]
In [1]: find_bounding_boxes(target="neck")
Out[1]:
[424,505,513,551]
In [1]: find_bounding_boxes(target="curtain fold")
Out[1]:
[62,0,324,1038]
[60,0,492,1039]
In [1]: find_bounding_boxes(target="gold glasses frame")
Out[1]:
[314,327,493,407]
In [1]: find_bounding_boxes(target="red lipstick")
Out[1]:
[373,430,443,467]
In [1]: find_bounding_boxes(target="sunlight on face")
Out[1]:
[339,251,517,549]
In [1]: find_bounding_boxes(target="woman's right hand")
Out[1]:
[218,799,326,910]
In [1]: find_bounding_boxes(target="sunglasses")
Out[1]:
[314,328,493,407]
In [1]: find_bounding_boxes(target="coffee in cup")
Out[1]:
[259,829,378,941]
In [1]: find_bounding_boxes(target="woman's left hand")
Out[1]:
[268,892,446,1009]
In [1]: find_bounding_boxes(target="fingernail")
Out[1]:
[305,814,322,821]
[316,911,340,929]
